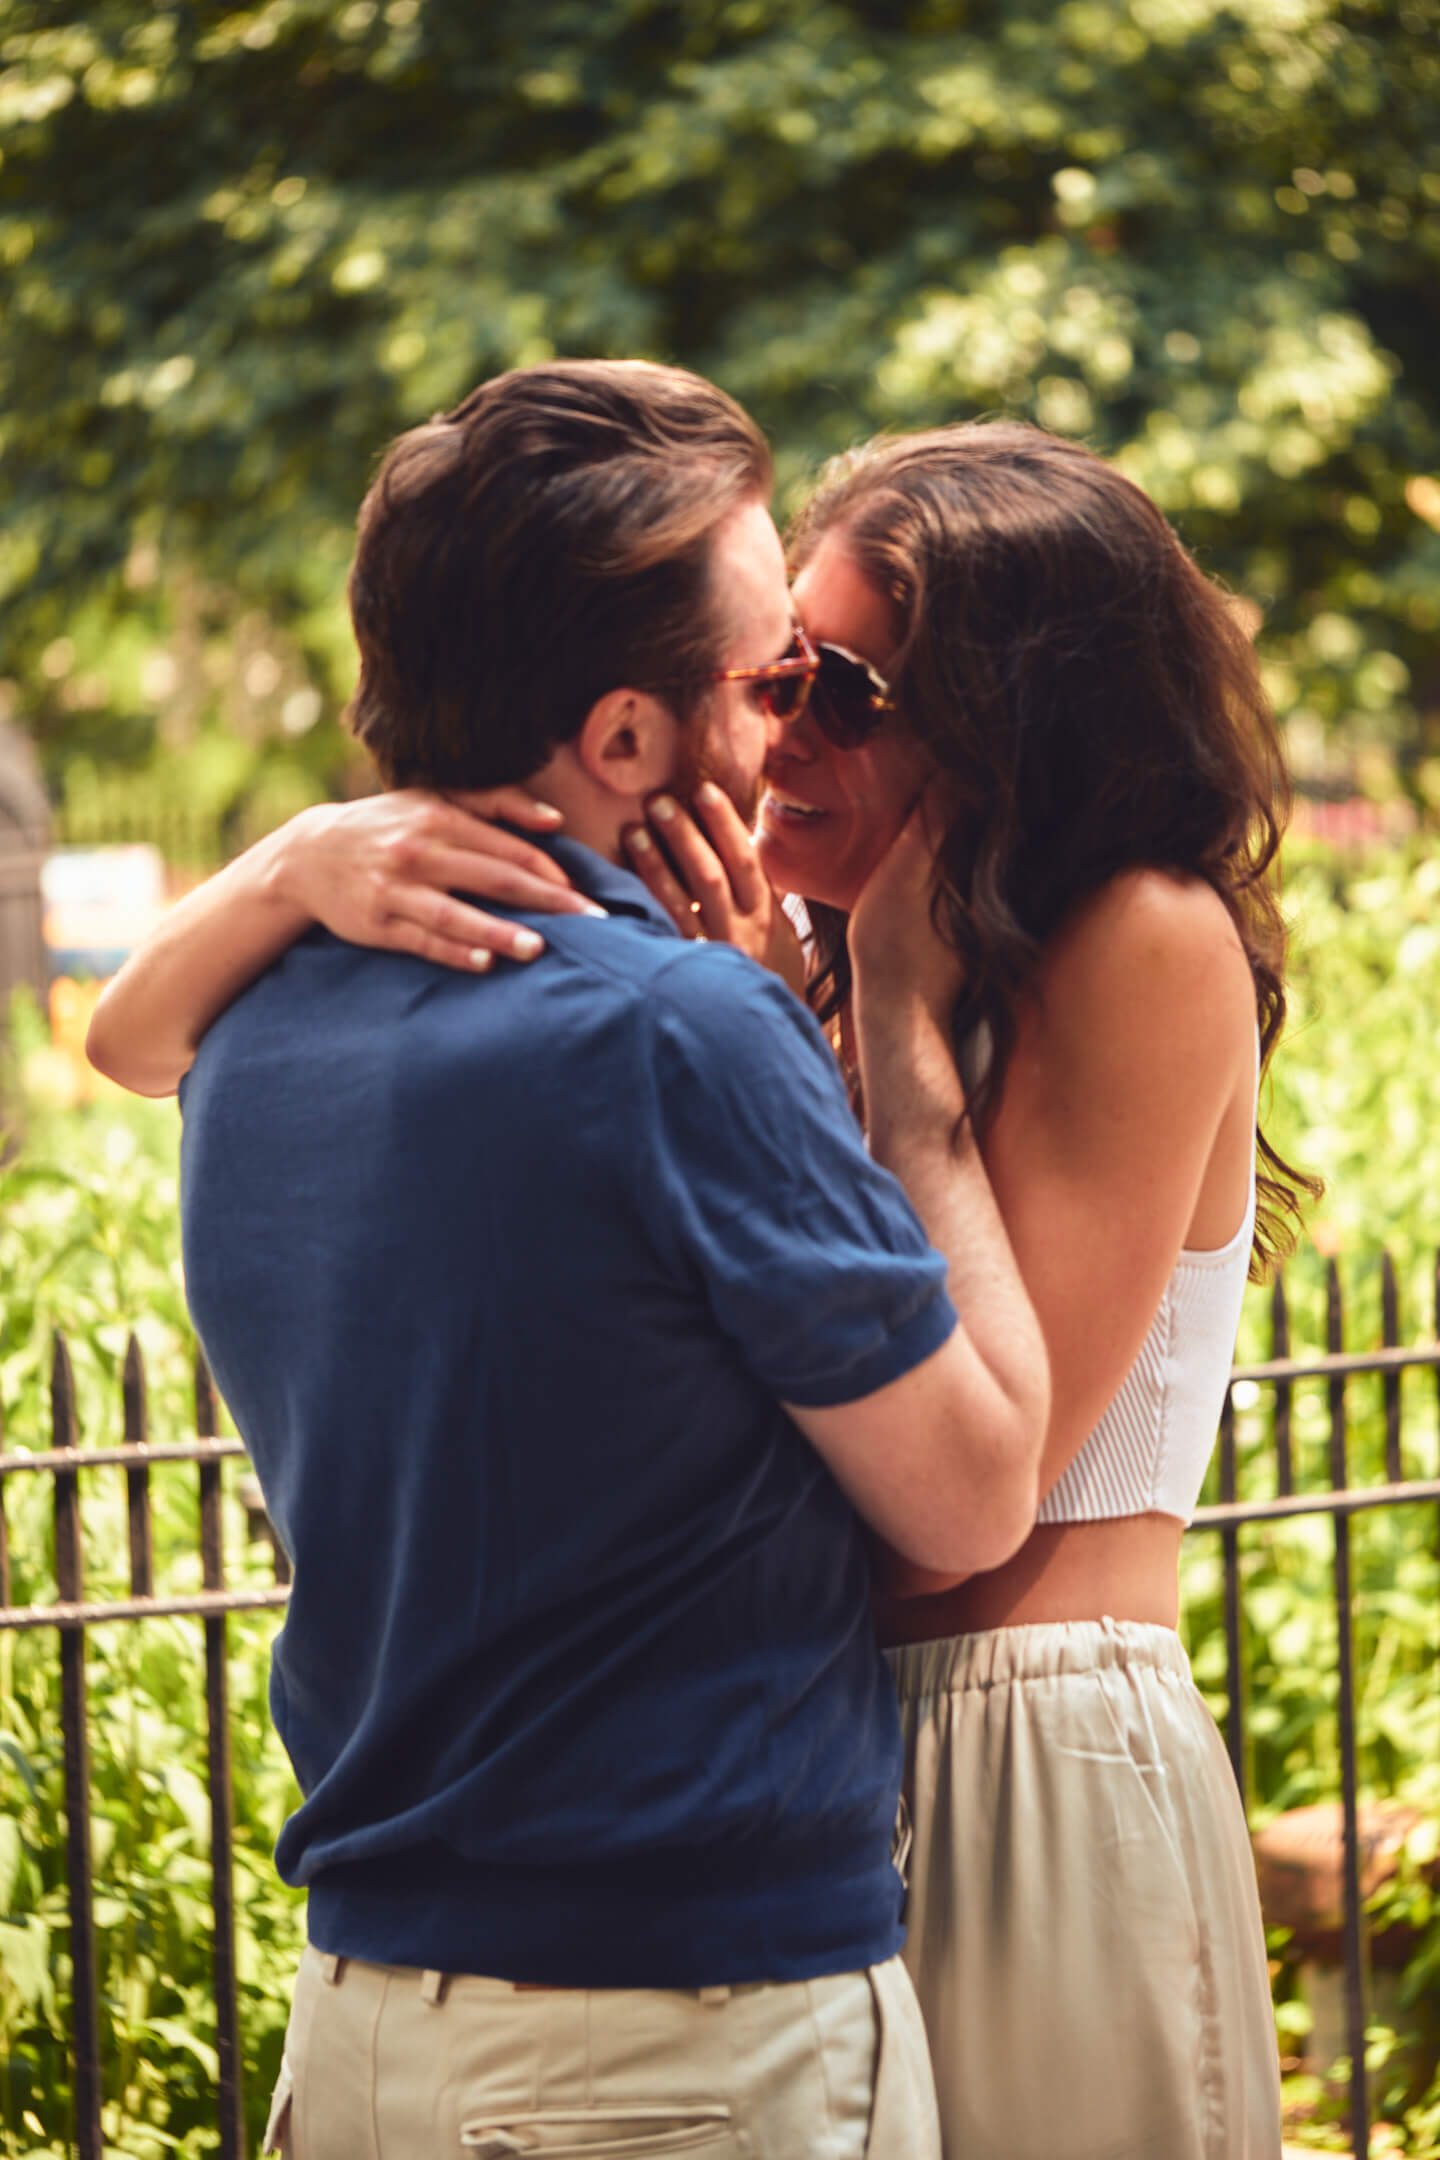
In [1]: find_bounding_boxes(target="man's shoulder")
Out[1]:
[535,912,828,1057]
[638,939,834,1071]
[189,920,831,1108]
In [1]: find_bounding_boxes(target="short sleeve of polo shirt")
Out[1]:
[633,945,957,1408]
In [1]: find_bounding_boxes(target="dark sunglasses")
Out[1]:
[807,641,897,749]
[708,626,896,747]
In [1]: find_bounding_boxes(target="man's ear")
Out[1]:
[574,687,680,802]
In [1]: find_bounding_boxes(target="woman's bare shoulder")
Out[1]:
[1048,868,1247,982]
[1032,868,1254,1069]
[1063,864,1242,949]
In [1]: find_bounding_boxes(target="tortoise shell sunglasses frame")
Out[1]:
[707,623,897,748]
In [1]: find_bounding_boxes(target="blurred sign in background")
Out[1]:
[38,845,169,1098]
[42,846,167,983]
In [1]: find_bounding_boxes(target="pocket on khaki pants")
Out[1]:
[458,2104,735,2156]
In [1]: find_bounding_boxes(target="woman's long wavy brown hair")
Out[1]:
[789,421,1317,1277]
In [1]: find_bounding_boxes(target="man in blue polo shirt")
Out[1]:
[174,362,1048,2157]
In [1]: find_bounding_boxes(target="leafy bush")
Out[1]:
[6,0,1440,811]
[0,1000,302,2158]
[1183,840,1440,2152]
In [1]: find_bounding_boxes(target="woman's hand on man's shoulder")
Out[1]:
[270,787,602,972]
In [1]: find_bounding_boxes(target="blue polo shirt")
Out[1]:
[179,838,957,1987]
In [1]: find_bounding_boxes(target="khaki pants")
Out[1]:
[264,1941,940,2158]
[887,1619,1284,2160]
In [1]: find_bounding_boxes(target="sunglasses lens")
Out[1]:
[813,648,883,748]
[761,669,813,720]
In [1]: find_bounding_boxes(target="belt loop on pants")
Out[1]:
[421,1969,451,2008]
[319,1953,347,1987]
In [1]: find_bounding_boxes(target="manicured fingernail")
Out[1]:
[513,929,544,960]
[651,795,677,822]
[530,801,563,822]
[697,782,723,808]
[582,902,609,918]
[468,950,494,972]
[627,828,654,854]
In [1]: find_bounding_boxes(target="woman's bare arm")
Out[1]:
[811,813,1049,1574]
[86,787,598,1098]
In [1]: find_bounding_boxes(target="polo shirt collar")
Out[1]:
[543,834,683,936]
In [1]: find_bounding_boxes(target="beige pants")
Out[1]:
[887,1619,1283,2160]
[264,1941,940,2158]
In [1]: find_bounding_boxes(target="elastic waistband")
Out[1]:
[884,1617,1191,1701]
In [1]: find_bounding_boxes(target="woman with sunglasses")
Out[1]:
[87,420,1297,2158]
[630,424,1299,2160]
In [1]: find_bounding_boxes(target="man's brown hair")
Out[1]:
[344,360,773,789]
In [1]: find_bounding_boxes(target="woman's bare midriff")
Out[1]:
[873,1513,1186,1648]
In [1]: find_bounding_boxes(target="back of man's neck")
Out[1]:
[522,765,629,867]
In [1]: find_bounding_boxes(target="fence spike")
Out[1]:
[1271,1267,1292,1496]
[51,1331,78,1452]
[194,1344,218,1441]
[1270,1269,1289,1349]
[1326,1258,1346,1489]
[122,1333,146,1422]
[1380,1252,1402,1482]
[123,1333,154,1598]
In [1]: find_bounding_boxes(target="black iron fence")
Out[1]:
[2,1254,1439,2159]
[1191,1251,1440,2158]
[0,1339,290,2160]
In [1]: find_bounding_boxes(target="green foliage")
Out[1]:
[3,0,1440,823]
[1265,840,1440,1279]
[1177,839,1440,2149]
[0,1021,302,2157]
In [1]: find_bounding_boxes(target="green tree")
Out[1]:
[3,0,1440,822]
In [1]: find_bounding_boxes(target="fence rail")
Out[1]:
[2,1254,1439,2159]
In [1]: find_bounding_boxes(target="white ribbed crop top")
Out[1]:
[1036,1158,1256,1527]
